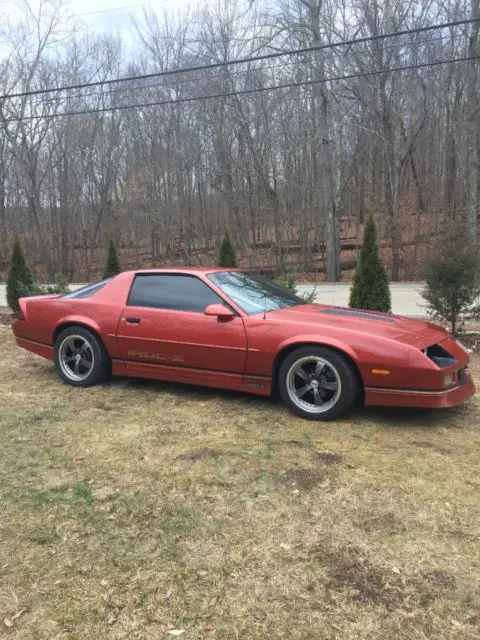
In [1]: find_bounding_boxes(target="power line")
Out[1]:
[30,55,330,106]
[5,54,479,122]
[78,0,168,16]
[30,30,467,107]
[0,17,478,101]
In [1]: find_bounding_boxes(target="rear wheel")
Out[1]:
[278,346,359,420]
[54,326,110,387]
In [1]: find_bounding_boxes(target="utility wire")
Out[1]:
[78,0,168,16]
[4,54,479,122]
[28,30,467,107]
[0,17,478,101]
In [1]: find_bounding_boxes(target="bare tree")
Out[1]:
[465,0,480,239]
[0,0,477,282]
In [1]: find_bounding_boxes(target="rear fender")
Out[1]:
[54,315,102,341]
[52,315,118,357]
[53,312,123,359]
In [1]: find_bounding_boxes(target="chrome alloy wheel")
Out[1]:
[286,355,342,414]
[58,334,95,382]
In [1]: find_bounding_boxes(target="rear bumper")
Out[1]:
[15,336,54,360]
[365,375,475,409]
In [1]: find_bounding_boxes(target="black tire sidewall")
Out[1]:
[278,346,359,420]
[54,326,109,387]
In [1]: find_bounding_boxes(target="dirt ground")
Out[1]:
[0,326,479,639]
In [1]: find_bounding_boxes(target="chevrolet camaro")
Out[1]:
[11,268,475,420]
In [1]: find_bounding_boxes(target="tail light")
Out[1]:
[17,308,25,321]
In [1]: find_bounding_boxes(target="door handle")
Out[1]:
[125,317,141,324]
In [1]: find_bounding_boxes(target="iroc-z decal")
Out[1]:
[128,350,184,364]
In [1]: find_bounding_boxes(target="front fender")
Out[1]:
[276,334,360,365]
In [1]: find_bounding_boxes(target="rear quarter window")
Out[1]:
[61,279,112,300]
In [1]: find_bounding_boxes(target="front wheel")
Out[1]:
[278,346,359,420]
[54,326,110,387]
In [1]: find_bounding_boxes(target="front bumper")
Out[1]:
[365,374,475,409]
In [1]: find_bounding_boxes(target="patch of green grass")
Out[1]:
[72,481,93,504]
[27,529,60,546]
[30,485,71,509]
[159,503,200,534]
[94,402,115,411]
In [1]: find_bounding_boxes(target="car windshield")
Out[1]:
[208,271,304,315]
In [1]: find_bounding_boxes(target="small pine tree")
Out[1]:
[274,274,317,304]
[6,238,33,312]
[53,272,70,292]
[349,211,391,312]
[218,231,238,268]
[18,273,71,298]
[274,274,297,292]
[422,230,480,334]
[103,239,121,279]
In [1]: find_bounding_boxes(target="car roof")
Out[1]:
[124,267,242,276]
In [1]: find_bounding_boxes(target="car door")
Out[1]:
[116,273,248,380]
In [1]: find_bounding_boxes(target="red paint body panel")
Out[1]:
[11,268,475,409]
[15,336,53,360]
[116,306,247,376]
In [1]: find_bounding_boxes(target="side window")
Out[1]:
[128,274,223,312]
[62,279,111,299]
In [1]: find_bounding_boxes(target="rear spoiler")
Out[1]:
[16,294,62,320]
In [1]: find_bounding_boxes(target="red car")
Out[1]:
[12,268,475,420]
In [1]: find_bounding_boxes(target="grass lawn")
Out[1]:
[0,324,479,639]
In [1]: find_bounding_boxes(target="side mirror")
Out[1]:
[204,304,235,320]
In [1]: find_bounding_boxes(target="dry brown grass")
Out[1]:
[0,325,479,639]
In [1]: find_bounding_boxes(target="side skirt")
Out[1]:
[111,359,272,396]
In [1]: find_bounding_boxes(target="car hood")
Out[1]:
[269,304,448,348]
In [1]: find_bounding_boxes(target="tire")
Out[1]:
[278,346,359,420]
[54,326,111,387]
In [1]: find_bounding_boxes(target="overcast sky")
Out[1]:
[0,0,197,42]
[70,0,193,33]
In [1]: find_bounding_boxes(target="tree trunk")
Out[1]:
[466,0,480,240]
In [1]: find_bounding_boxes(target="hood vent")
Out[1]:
[319,308,395,323]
